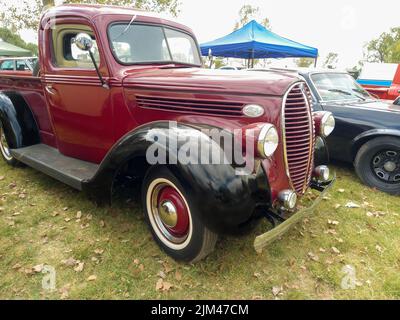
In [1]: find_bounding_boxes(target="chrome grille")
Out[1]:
[282,82,315,194]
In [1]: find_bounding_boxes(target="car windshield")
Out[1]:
[108,23,201,66]
[311,73,372,102]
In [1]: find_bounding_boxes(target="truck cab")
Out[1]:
[0,4,335,262]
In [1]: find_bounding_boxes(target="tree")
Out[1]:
[323,52,339,69]
[0,28,38,55]
[0,0,181,33]
[234,5,271,31]
[295,58,314,68]
[364,27,400,63]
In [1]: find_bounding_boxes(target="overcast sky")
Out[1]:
[20,0,400,69]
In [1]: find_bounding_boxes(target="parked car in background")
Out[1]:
[250,68,400,195]
[357,62,400,101]
[218,66,244,70]
[0,4,335,262]
[0,57,38,75]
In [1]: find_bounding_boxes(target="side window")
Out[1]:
[52,24,100,69]
[16,60,29,71]
[0,60,15,71]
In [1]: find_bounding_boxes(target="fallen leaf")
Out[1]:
[62,257,77,267]
[158,270,167,279]
[74,262,84,272]
[156,278,164,291]
[94,249,104,255]
[32,264,44,273]
[64,218,71,222]
[345,202,360,208]
[162,281,173,291]
[328,220,339,226]
[12,263,22,270]
[63,207,68,211]
[133,259,140,265]
[332,247,341,254]
[12,212,21,216]
[376,245,384,253]
[272,286,282,296]
[59,285,70,300]
[338,189,345,193]
[253,272,261,278]
[175,270,182,281]
[76,211,82,219]
[87,275,97,281]
[308,252,319,262]
[0,176,4,180]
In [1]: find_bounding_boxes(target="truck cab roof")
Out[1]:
[42,4,194,35]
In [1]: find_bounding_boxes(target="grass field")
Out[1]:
[0,160,400,300]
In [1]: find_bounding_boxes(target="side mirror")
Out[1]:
[72,33,93,51]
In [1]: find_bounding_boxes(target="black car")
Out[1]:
[250,68,400,195]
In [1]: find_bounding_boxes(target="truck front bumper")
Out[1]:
[254,174,336,253]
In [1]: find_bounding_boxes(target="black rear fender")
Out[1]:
[0,91,40,148]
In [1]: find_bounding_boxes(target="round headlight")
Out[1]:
[257,124,279,158]
[320,112,335,137]
[278,190,297,210]
[243,104,265,118]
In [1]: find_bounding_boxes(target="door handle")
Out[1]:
[45,84,57,95]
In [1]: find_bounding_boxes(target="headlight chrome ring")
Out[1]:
[257,124,279,158]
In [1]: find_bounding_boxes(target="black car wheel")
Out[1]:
[355,136,400,195]
[142,166,218,263]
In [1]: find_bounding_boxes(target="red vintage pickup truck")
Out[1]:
[0,4,335,262]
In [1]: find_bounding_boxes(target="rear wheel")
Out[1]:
[355,136,400,195]
[142,166,218,262]
[0,121,18,166]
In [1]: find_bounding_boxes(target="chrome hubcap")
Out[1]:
[158,200,178,228]
[0,124,12,161]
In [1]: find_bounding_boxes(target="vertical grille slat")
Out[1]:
[283,83,315,195]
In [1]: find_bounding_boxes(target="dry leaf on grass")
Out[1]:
[76,211,82,219]
[272,286,283,296]
[62,257,78,267]
[74,262,84,273]
[87,275,97,281]
[94,249,104,255]
[307,252,319,262]
[156,278,173,292]
[345,202,360,208]
[331,247,341,254]
[175,271,182,281]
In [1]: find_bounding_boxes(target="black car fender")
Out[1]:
[351,128,400,159]
[0,91,40,148]
[85,121,271,234]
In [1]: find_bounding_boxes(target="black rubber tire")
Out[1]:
[0,120,20,167]
[354,136,400,195]
[142,166,218,263]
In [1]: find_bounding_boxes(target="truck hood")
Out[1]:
[122,67,301,96]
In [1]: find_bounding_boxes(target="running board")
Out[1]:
[10,144,99,190]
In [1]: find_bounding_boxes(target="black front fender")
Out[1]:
[352,129,400,159]
[86,121,271,234]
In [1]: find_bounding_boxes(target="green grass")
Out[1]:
[0,161,400,300]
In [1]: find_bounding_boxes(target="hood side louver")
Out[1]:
[135,95,244,117]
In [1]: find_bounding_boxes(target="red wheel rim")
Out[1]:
[149,181,191,244]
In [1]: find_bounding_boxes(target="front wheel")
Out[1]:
[142,166,218,263]
[355,136,400,195]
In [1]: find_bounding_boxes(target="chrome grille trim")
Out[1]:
[281,82,315,195]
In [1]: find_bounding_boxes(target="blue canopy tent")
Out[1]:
[200,20,318,68]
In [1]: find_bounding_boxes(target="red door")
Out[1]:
[42,20,113,163]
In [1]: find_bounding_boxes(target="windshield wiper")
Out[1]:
[112,15,137,41]
[328,89,352,96]
[328,88,366,101]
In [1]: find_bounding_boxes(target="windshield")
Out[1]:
[108,23,201,66]
[311,73,372,102]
